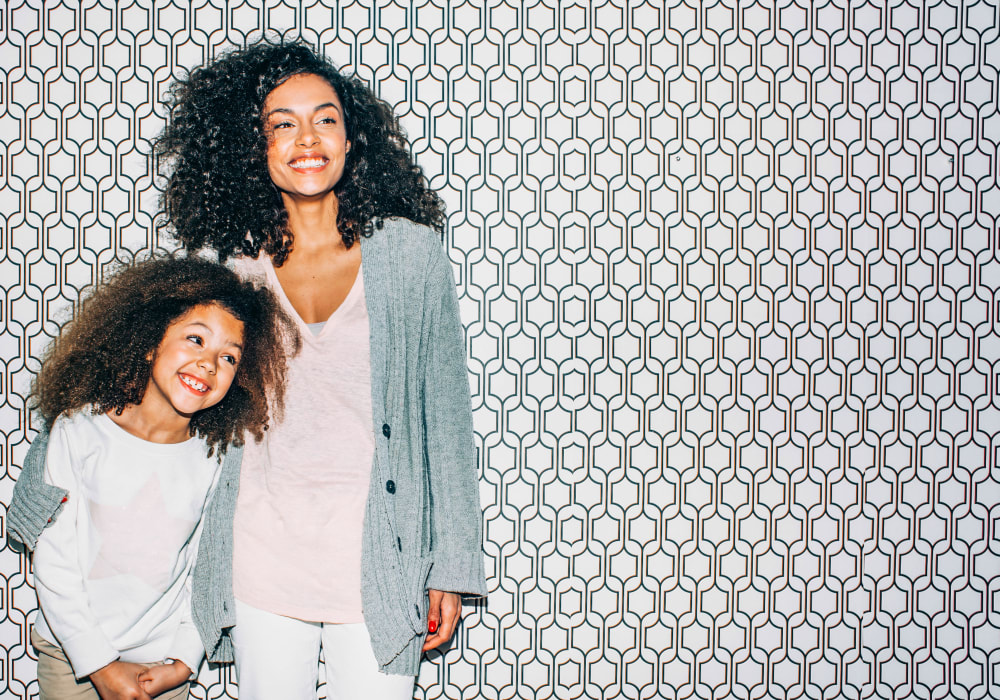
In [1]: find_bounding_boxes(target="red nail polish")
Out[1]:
[61,497,68,503]
[428,620,438,634]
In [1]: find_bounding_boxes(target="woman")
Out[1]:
[154,41,487,699]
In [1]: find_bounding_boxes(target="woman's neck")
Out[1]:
[282,192,342,252]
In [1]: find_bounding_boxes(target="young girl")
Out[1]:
[7,257,298,700]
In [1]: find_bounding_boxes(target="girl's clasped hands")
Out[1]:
[90,659,190,700]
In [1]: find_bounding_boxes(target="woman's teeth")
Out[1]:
[291,158,326,169]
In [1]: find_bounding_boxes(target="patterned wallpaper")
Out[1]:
[2,1,998,699]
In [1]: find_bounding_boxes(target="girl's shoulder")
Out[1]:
[50,407,101,437]
[49,409,138,456]
[41,409,109,474]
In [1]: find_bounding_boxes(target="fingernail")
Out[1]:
[428,620,438,634]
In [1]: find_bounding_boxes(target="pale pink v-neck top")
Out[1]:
[231,256,374,623]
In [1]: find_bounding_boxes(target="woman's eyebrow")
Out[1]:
[265,102,341,118]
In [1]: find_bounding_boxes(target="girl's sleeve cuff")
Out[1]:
[170,627,206,680]
[60,631,119,681]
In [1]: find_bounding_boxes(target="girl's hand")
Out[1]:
[138,661,191,697]
[89,660,152,700]
[423,589,462,652]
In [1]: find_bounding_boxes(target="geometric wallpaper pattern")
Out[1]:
[1,2,998,699]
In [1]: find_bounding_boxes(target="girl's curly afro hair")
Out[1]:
[155,40,445,265]
[32,257,300,455]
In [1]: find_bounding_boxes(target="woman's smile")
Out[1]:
[289,156,329,171]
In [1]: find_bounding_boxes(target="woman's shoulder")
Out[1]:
[368,217,449,270]
[374,217,441,247]
[228,253,269,284]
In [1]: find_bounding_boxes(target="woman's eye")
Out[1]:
[318,116,337,125]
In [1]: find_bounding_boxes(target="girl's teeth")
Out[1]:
[181,376,206,392]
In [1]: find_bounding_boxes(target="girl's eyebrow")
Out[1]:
[265,102,342,119]
[185,321,244,351]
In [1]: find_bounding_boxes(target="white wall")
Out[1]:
[1,1,998,698]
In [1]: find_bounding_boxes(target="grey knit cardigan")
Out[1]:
[7,218,488,676]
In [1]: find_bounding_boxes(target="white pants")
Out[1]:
[231,599,416,700]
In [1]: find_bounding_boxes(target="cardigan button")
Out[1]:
[386,480,396,494]
[382,423,391,438]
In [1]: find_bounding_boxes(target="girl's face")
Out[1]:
[144,303,245,421]
[264,73,350,202]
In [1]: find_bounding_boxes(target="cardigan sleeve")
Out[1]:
[421,248,488,597]
[190,443,242,664]
[6,425,69,553]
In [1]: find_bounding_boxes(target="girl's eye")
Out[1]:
[186,335,204,346]
[222,354,239,366]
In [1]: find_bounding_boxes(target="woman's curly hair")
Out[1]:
[31,257,300,455]
[155,40,445,265]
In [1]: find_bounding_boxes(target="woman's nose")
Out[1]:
[297,125,319,147]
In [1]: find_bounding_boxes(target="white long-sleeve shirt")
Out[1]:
[32,410,221,679]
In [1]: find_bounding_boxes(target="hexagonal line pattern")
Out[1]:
[1,1,998,699]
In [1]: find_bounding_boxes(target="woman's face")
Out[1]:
[264,73,350,202]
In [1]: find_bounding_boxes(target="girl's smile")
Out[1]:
[179,373,209,394]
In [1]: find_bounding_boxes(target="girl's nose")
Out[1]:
[199,357,217,375]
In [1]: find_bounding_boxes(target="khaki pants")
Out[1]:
[31,628,190,700]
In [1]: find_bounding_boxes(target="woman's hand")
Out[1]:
[89,660,152,700]
[138,661,191,697]
[423,589,462,651]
